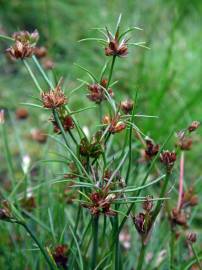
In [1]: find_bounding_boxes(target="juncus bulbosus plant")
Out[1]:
[0,15,201,270]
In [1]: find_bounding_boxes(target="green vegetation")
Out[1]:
[0,1,201,269]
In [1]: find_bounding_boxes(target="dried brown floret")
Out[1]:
[105,29,128,57]
[160,150,176,172]
[102,114,126,134]
[87,78,114,104]
[120,99,134,114]
[41,80,67,109]
[52,245,68,269]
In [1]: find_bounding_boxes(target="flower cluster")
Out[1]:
[133,196,153,240]
[51,115,74,134]
[160,150,177,172]
[105,28,128,57]
[79,131,103,158]
[82,190,116,217]
[87,79,114,103]
[7,30,39,59]
[176,120,200,151]
[41,80,67,109]
[52,244,68,269]
[144,138,159,160]
[120,99,134,114]
[102,113,126,134]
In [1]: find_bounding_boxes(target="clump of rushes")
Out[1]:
[0,16,201,270]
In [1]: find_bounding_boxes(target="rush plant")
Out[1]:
[0,15,201,270]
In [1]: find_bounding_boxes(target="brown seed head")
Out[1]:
[20,196,36,212]
[34,46,47,58]
[12,30,39,45]
[0,201,11,220]
[6,30,39,60]
[160,150,176,172]
[42,58,54,70]
[6,40,33,59]
[52,244,68,269]
[145,138,159,159]
[41,81,67,109]
[176,137,193,151]
[120,99,134,114]
[143,196,153,212]
[105,38,128,57]
[82,191,116,217]
[171,208,187,227]
[187,232,197,243]
[102,114,126,134]
[16,108,29,120]
[133,212,152,237]
[188,121,200,132]
[31,129,47,144]
[87,79,114,104]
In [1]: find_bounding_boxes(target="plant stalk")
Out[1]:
[91,216,99,270]
[136,241,146,270]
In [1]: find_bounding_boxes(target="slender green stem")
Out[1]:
[191,245,202,270]
[91,216,99,270]
[114,213,120,270]
[107,56,116,89]
[17,221,57,270]
[52,109,70,148]
[136,242,146,270]
[125,95,136,184]
[68,129,78,146]
[69,205,82,269]
[170,231,175,269]
[32,55,54,88]
[23,60,43,93]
